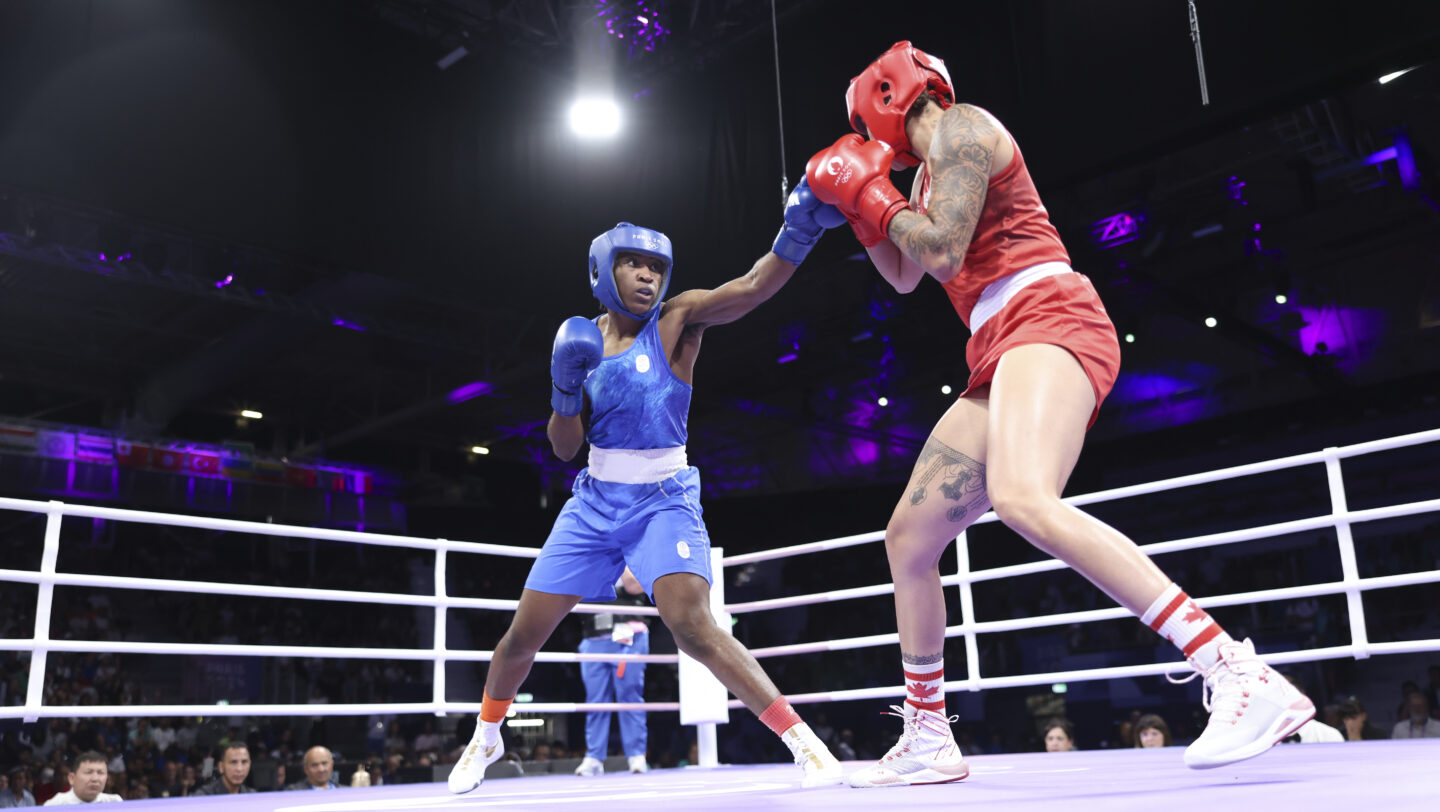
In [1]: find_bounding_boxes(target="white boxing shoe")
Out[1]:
[780,722,844,787]
[1171,638,1316,769]
[574,756,604,777]
[628,754,649,773]
[847,704,970,788]
[448,719,503,794]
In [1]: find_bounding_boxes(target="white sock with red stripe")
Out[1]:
[903,661,946,713]
[1140,584,1233,671]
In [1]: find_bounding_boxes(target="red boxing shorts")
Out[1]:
[960,270,1121,429]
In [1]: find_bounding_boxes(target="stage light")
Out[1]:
[1275,294,1288,304]
[470,446,490,455]
[940,385,952,395]
[1124,333,1135,343]
[240,410,263,420]
[437,45,469,70]
[877,397,889,407]
[1204,317,1218,328]
[569,98,621,138]
[1379,67,1416,84]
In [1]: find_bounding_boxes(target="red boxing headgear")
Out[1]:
[845,41,954,170]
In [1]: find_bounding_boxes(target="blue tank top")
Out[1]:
[583,308,691,449]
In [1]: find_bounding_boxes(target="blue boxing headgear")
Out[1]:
[589,222,673,322]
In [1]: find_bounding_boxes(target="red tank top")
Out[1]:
[916,127,1070,330]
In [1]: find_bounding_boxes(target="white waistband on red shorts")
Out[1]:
[588,446,688,484]
[968,261,1073,333]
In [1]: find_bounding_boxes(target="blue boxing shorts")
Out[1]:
[524,467,713,602]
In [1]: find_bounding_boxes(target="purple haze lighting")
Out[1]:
[1090,212,1142,248]
[98,253,106,260]
[776,353,799,364]
[215,274,234,289]
[1363,146,1398,166]
[1393,131,1419,190]
[1228,176,1248,206]
[331,318,366,331]
[1295,305,1386,365]
[447,381,491,404]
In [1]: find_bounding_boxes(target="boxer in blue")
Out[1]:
[449,181,846,794]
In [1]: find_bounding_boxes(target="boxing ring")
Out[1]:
[3,427,1440,809]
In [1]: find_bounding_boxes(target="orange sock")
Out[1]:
[758,696,804,736]
[480,690,513,724]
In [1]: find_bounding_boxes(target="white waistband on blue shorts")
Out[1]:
[588,446,688,484]
[968,261,1073,333]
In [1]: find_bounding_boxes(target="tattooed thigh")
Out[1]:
[906,435,988,523]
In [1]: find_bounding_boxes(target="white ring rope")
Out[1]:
[1,428,1437,722]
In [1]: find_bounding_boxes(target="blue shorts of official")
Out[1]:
[524,467,712,602]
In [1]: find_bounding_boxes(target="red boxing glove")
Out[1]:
[806,134,910,247]
[843,210,887,248]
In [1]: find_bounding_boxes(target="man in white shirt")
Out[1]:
[1391,691,1440,739]
[42,752,121,805]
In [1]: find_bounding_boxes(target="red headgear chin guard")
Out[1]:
[845,41,954,170]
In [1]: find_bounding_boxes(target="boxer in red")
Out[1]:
[806,41,1314,787]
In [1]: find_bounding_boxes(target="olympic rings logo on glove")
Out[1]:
[824,157,854,185]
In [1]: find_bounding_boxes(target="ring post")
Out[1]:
[1324,452,1370,660]
[24,501,65,723]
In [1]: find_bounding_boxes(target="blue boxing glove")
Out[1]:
[771,176,847,266]
[550,316,604,417]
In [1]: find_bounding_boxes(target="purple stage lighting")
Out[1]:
[1090,212,1143,249]
[447,381,491,404]
[331,318,366,331]
[595,1,670,55]
[215,274,234,289]
[777,353,799,364]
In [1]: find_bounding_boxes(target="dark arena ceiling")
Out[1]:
[0,0,1438,506]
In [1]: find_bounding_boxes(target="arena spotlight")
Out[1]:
[1275,294,1288,304]
[940,385,952,395]
[1124,333,1135,343]
[240,409,263,420]
[569,97,622,138]
[1204,316,1218,328]
[1378,67,1416,84]
[877,397,889,407]
[470,445,490,455]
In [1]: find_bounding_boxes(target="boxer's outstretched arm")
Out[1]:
[887,104,998,282]
[667,252,797,329]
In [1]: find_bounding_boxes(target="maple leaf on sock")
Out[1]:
[1182,601,1208,624]
[908,681,940,700]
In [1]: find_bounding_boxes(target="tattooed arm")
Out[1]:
[887,104,1002,283]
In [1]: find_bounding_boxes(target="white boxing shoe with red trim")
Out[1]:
[847,704,971,788]
[1173,638,1316,769]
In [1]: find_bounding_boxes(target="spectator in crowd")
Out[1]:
[1336,698,1387,741]
[1393,680,1421,722]
[190,744,253,796]
[1043,718,1076,752]
[383,722,406,755]
[285,747,336,791]
[150,762,185,799]
[412,720,442,761]
[41,751,120,805]
[1134,715,1172,748]
[1,766,35,807]
[835,730,858,762]
[1391,691,1440,739]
